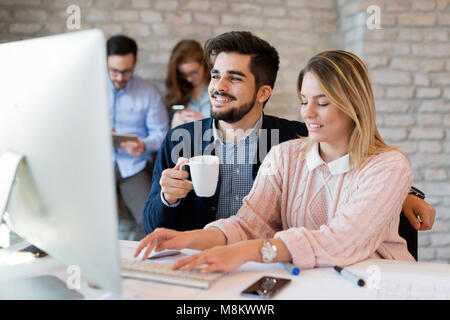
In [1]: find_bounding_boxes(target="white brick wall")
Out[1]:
[0,0,448,263]
[354,0,450,263]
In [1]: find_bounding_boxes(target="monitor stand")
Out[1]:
[0,152,84,299]
[0,151,24,224]
[0,151,45,222]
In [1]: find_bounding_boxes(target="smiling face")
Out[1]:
[208,52,260,123]
[300,72,354,156]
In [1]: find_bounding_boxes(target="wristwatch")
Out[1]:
[260,239,277,263]
[409,186,425,200]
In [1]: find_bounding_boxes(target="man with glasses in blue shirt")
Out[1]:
[107,35,169,240]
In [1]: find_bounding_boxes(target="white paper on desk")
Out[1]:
[347,259,450,300]
[375,272,450,300]
[121,278,201,300]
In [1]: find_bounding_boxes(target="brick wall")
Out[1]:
[339,0,449,262]
[0,0,449,263]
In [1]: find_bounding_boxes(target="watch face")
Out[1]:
[261,243,277,263]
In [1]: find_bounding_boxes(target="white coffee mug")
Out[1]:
[180,155,219,197]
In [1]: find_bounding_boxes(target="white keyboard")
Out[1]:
[120,259,224,289]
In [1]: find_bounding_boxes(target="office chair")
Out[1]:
[398,212,418,260]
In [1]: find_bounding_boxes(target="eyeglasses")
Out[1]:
[108,67,133,78]
[179,67,201,80]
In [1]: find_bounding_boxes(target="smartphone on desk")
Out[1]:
[241,276,291,299]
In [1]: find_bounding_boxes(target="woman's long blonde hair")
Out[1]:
[297,50,392,169]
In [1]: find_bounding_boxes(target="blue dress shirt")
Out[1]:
[213,115,262,219]
[108,75,169,178]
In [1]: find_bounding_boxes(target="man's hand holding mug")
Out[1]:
[160,156,220,205]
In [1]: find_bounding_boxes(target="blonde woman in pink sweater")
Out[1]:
[135,50,415,272]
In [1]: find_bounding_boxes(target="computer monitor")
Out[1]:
[0,29,121,297]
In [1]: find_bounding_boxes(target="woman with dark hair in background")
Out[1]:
[165,39,211,128]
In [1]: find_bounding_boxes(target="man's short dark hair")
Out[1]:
[107,35,138,58]
[204,31,280,91]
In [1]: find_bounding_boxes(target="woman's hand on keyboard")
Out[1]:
[133,228,227,261]
[134,228,188,261]
[172,240,261,273]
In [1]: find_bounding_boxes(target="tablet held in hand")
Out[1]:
[112,133,138,144]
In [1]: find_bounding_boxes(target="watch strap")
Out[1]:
[409,186,425,200]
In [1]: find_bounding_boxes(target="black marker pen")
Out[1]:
[333,266,365,287]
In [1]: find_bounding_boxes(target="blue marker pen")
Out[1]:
[282,262,300,275]
[333,266,365,287]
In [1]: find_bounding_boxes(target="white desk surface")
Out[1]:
[1,240,449,300]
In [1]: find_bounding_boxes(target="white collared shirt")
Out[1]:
[306,142,350,175]
[305,142,351,224]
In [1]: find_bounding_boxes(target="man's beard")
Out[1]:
[210,91,256,124]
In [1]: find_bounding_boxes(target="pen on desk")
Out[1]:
[333,266,365,287]
[282,262,300,276]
